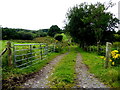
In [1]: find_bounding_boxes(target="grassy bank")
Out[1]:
[2,52,61,88]
[49,46,77,88]
[79,48,120,88]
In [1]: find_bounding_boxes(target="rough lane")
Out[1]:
[75,53,108,88]
[21,53,68,88]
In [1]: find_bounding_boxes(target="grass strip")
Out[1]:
[79,48,120,88]
[49,46,77,88]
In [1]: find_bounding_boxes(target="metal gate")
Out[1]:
[13,43,55,69]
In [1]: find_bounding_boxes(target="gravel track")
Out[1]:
[75,53,108,88]
[21,53,67,88]
[21,52,108,88]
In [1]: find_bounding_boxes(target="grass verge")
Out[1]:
[49,46,77,88]
[79,48,120,88]
[2,52,60,88]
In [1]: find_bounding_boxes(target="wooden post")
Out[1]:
[40,44,42,60]
[105,42,112,69]
[30,45,32,64]
[90,47,91,52]
[46,44,48,55]
[7,41,12,66]
[53,43,55,52]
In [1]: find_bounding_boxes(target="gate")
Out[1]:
[13,43,55,69]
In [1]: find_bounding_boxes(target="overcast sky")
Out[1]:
[0,0,119,30]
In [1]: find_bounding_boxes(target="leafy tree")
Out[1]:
[36,30,47,37]
[48,25,61,37]
[17,31,35,40]
[2,27,37,40]
[65,2,119,47]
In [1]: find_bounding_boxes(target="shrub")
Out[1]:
[54,34,63,42]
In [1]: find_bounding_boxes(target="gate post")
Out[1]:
[7,41,12,66]
[105,42,112,69]
[40,44,42,60]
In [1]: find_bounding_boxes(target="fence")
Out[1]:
[0,41,55,69]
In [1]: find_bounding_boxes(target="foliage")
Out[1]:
[114,34,120,42]
[60,33,68,41]
[54,34,63,41]
[35,29,47,37]
[2,27,36,40]
[65,2,119,47]
[85,45,106,56]
[112,42,120,50]
[100,50,120,66]
[48,25,61,37]
[110,50,120,66]
[55,40,69,53]
[2,27,49,40]
[117,30,120,35]
[79,48,120,88]
[17,31,36,40]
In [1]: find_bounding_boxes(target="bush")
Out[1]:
[54,34,63,42]
[112,42,120,50]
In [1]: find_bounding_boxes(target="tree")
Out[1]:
[65,2,119,48]
[2,27,37,40]
[48,25,61,37]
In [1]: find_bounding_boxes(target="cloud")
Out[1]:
[0,0,119,30]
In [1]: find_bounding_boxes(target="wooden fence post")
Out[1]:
[53,43,55,52]
[105,42,112,69]
[30,45,32,64]
[40,44,42,60]
[7,41,12,66]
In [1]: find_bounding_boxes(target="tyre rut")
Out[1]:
[75,53,108,88]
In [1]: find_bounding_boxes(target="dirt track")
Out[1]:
[21,53,67,88]
[21,52,108,88]
[75,53,108,88]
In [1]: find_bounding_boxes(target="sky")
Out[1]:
[0,0,120,30]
